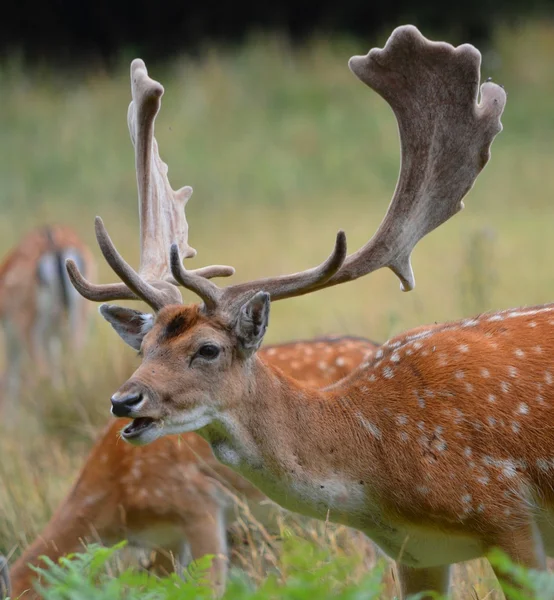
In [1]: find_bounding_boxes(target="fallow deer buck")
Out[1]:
[0,225,96,406]
[65,26,533,599]
[8,336,377,600]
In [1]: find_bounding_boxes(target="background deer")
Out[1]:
[0,225,96,407]
[66,26,519,599]
[7,335,377,599]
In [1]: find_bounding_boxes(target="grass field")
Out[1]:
[1,19,554,598]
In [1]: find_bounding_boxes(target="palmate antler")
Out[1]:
[66,59,234,311]
[166,25,506,311]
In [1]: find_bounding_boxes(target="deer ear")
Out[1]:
[235,292,270,357]
[99,305,154,351]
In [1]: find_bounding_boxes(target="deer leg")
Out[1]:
[395,563,450,600]
[9,498,119,599]
[10,520,89,599]
[144,540,190,576]
[487,520,546,595]
[180,502,228,597]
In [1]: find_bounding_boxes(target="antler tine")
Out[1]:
[95,217,178,311]
[66,259,140,302]
[217,231,347,305]
[170,244,222,311]
[170,231,346,309]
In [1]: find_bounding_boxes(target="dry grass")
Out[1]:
[2,19,554,598]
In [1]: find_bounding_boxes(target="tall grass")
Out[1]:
[1,19,554,598]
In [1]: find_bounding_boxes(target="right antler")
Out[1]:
[66,59,234,311]
[167,25,506,310]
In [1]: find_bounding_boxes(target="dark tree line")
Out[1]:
[2,0,552,66]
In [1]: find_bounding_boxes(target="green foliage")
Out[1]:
[28,537,388,600]
[29,542,213,600]
[488,548,554,600]
[458,227,498,316]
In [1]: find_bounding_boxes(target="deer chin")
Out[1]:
[160,405,216,436]
[121,417,162,446]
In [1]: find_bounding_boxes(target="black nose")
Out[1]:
[111,392,143,417]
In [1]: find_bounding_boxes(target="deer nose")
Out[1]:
[111,392,143,417]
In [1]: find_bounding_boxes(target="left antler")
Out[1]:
[167,25,506,310]
[66,59,234,311]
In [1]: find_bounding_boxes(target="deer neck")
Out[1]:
[199,355,378,526]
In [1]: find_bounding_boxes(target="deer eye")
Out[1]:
[195,344,221,360]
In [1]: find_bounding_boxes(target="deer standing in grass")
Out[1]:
[3,58,379,600]
[69,27,554,599]
[0,225,96,405]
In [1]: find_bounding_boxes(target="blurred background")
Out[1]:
[2,0,553,64]
[1,1,554,597]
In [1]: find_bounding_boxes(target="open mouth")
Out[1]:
[122,417,157,439]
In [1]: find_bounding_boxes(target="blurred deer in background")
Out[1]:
[3,58,379,599]
[68,27,518,599]
[0,225,96,406]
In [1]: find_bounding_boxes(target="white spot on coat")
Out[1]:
[537,459,549,472]
[357,414,382,440]
[383,366,394,379]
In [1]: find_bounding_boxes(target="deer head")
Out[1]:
[69,26,506,446]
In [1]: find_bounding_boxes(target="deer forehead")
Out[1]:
[147,304,230,348]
